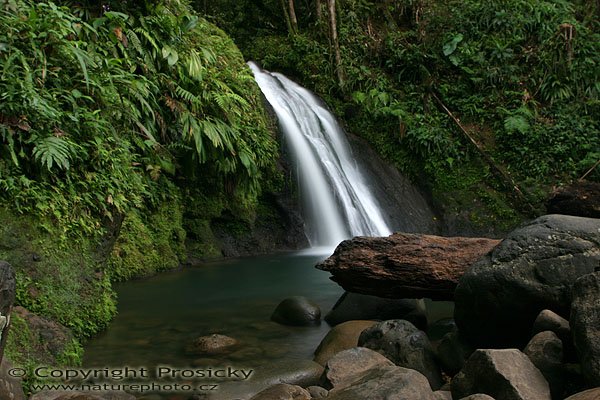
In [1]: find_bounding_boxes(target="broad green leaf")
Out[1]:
[443,34,464,56]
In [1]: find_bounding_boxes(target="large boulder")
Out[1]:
[322,347,393,390]
[326,365,436,400]
[316,233,500,300]
[570,271,600,386]
[358,319,442,389]
[451,349,551,400]
[324,292,426,329]
[271,296,321,326]
[454,214,600,348]
[313,320,377,366]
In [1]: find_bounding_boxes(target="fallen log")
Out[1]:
[316,233,500,300]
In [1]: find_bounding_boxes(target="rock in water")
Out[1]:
[451,349,551,400]
[570,271,600,386]
[358,319,443,389]
[185,334,238,355]
[313,320,377,366]
[271,296,321,326]
[316,233,500,300]
[454,214,600,348]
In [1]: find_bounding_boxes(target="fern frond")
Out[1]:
[32,136,73,170]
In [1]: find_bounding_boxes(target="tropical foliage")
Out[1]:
[214,0,599,229]
[0,0,279,376]
[0,0,277,233]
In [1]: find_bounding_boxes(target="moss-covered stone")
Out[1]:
[0,208,117,339]
[107,196,186,281]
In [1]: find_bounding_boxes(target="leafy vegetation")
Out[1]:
[209,0,599,231]
[0,0,279,373]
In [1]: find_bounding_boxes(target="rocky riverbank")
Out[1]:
[248,214,600,400]
[1,214,598,400]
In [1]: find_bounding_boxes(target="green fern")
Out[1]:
[32,136,73,171]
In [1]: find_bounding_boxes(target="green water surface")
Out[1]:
[83,252,342,369]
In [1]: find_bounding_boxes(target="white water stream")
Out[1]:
[249,62,391,249]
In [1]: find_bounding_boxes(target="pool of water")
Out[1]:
[83,251,343,369]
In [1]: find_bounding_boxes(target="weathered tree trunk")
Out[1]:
[288,0,299,33]
[327,0,344,86]
[316,233,500,300]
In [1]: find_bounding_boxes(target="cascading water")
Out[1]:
[249,62,391,249]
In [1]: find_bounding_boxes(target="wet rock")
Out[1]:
[313,320,376,366]
[271,296,321,326]
[323,347,393,390]
[454,214,600,348]
[524,331,564,398]
[546,180,600,218]
[451,349,551,400]
[317,233,499,300]
[358,319,442,389]
[324,292,426,329]
[185,334,238,356]
[564,387,600,400]
[570,271,600,386]
[326,365,436,400]
[306,386,328,398]
[0,360,25,400]
[458,395,496,400]
[248,384,311,400]
[436,330,475,376]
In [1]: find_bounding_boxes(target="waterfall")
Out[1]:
[249,62,392,249]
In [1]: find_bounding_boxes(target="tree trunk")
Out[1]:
[316,233,500,300]
[281,0,293,34]
[316,0,322,22]
[327,0,344,86]
[288,0,299,33]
